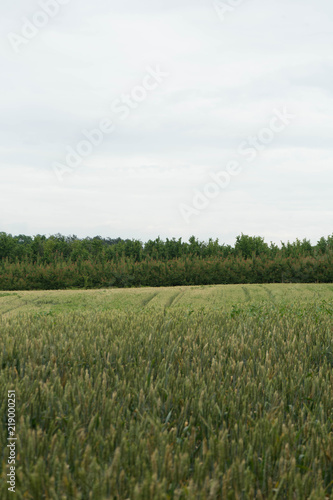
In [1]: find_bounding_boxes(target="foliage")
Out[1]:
[0,232,332,290]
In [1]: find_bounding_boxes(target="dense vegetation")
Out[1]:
[1,298,333,499]
[0,232,332,290]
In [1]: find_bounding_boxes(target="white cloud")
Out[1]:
[0,0,332,244]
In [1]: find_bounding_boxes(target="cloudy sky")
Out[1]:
[1,0,332,245]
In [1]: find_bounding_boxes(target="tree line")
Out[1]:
[0,232,332,290]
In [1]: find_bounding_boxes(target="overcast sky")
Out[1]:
[1,0,332,245]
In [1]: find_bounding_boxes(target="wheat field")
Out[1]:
[1,284,333,499]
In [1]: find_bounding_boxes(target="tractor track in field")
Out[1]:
[260,285,276,303]
[0,296,41,317]
[242,286,251,302]
[141,292,159,308]
[165,291,182,308]
[1,301,28,317]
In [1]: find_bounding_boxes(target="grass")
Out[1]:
[1,284,333,499]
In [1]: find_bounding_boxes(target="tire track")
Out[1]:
[260,285,276,303]
[165,291,182,308]
[141,292,159,308]
[242,286,251,302]
[0,296,43,317]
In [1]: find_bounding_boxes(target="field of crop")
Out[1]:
[1,283,333,317]
[1,284,333,499]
